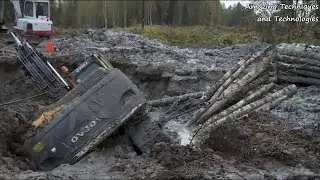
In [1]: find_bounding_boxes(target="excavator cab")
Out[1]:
[16,0,54,37]
[10,31,147,170]
[23,56,146,170]
[11,32,147,170]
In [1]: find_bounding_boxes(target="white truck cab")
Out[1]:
[14,0,54,37]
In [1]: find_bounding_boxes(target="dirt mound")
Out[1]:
[151,142,223,179]
[47,29,268,99]
[205,112,320,172]
[272,85,320,127]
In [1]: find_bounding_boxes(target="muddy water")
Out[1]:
[164,121,193,146]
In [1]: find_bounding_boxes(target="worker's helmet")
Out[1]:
[61,66,69,74]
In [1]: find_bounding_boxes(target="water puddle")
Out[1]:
[164,121,193,146]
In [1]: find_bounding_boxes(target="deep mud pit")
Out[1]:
[0,59,66,178]
[0,29,319,179]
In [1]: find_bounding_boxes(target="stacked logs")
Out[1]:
[276,43,320,86]
[182,46,297,145]
[148,43,319,147]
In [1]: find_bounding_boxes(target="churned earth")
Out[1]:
[0,29,318,179]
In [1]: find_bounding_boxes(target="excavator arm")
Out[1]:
[10,31,70,91]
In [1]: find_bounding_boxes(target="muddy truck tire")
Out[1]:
[23,69,146,170]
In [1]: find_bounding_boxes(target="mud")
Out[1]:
[44,29,268,98]
[272,85,320,127]
[0,59,66,179]
[205,112,320,171]
[0,29,319,179]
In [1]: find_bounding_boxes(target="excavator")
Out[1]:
[0,0,54,43]
[10,31,147,170]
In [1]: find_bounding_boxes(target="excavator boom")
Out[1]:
[11,31,70,91]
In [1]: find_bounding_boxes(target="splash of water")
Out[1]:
[165,121,193,146]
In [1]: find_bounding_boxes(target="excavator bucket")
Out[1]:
[23,56,147,170]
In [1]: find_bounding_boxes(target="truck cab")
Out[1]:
[14,0,54,37]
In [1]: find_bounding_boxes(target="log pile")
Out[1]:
[181,46,297,145]
[276,43,320,86]
[148,43,319,147]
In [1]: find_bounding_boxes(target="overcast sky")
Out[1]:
[221,0,251,8]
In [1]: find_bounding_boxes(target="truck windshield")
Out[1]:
[36,2,49,17]
[24,1,33,17]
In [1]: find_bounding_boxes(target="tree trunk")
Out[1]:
[198,56,271,123]
[148,1,152,25]
[277,44,320,61]
[278,65,320,79]
[148,92,204,107]
[270,50,278,82]
[187,70,270,127]
[278,74,320,86]
[186,107,207,126]
[258,95,290,111]
[141,0,145,29]
[112,7,115,27]
[123,0,127,27]
[229,71,273,105]
[202,83,275,124]
[203,46,272,114]
[179,2,182,25]
[103,0,107,28]
[277,61,320,73]
[186,59,246,126]
[203,60,245,102]
[277,54,320,67]
[196,84,297,145]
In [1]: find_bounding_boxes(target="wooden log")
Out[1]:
[188,72,271,126]
[195,84,297,145]
[258,94,290,111]
[200,82,275,124]
[278,65,320,79]
[270,49,278,82]
[233,71,272,101]
[187,60,245,126]
[186,107,207,126]
[187,46,272,126]
[277,43,320,61]
[198,56,271,123]
[148,92,205,107]
[201,59,245,102]
[277,61,320,73]
[207,46,272,105]
[278,54,320,68]
[278,74,320,86]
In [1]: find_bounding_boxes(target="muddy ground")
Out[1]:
[0,29,319,179]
